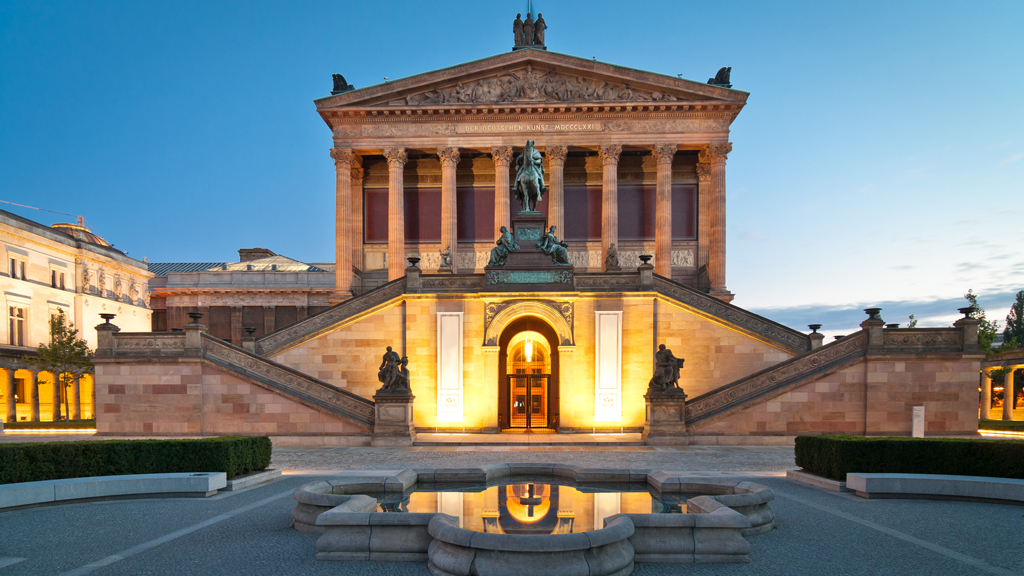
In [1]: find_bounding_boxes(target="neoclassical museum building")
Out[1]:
[94,30,984,444]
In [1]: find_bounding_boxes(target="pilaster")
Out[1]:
[695,162,711,270]
[4,368,15,423]
[438,147,461,273]
[546,145,568,235]
[28,370,39,422]
[383,147,408,281]
[651,144,676,277]
[351,165,365,273]
[491,146,513,239]
[599,144,622,271]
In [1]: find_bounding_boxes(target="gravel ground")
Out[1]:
[1,446,1021,576]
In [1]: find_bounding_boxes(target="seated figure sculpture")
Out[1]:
[377,346,401,389]
[536,226,571,266]
[488,226,520,266]
[648,344,685,393]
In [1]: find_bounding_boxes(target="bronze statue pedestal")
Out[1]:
[371,389,416,447]
[642,389,689,446]
[484,210,574,291]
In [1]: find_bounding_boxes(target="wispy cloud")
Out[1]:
[1001,152,1024,164]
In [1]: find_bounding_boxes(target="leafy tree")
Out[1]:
[1003,290,1024,350]
[964,289,999,355]
[28,310,93,421]
[907,314,917,328]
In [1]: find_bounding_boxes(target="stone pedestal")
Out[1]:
[642,390,688,446]
[371,389,416,447]
[484,210,574,291]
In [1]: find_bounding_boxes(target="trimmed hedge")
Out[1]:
[5,419,96,430]
[795,435,1024,481]
[0,436,271,485]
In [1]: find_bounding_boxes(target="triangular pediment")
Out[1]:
[316,50,746,111]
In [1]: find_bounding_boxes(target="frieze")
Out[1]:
[257,278,407,355]
[201,335,374,428]
[419,275,486,291]
[882,330,961,351]
[671,250,695,268]
[603,119,731,133]
[653,276,810,352]
[517,227,542,241]
[685,333,867,425]
[574,274,640,290]
[485,270,573,285]
[398,66,683,106]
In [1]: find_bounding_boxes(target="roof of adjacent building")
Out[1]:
[149,254,328,276]
[0,208,148,271]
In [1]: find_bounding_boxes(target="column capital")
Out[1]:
[383,147,408,168]
[695,162,712,183]
[350,165,364,182]
[491,146,514,166]
[437,146,461,167]
[650,144,677,164]
[698,142,732,165]
[599,144,622,166]
[546,144,569,164]
[330,148,357,169]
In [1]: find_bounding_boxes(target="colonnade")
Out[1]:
[329,143,731,301]
[2,368,85,423]
[981,366,1022,421]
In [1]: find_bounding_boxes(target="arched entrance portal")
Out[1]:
[498,316,560,430]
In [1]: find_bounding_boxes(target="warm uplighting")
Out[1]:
[524,335,534,362]
[2,429,96,434]
[979,429,1024,439]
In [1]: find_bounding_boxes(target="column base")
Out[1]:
[327,291,353,306]
[643,390,689,446]
[709,287,734,303]
[371,389,417,447]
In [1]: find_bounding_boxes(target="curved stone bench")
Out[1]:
[427,513,635,576]
[848,473,1024,504]
[0,472,227,509]
[622,497,751,563]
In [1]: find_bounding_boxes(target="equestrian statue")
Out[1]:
[513,140,546,212]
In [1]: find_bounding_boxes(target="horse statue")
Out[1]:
[513,140,546,212]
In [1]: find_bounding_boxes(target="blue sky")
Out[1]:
[1,0,1022,335]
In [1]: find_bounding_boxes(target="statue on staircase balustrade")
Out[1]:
[649,344,686,394]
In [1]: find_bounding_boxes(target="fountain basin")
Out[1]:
[292,464,772,567]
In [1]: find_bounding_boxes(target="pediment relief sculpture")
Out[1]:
[400,66,683,106]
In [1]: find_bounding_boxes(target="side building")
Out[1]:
[0,210,152,422]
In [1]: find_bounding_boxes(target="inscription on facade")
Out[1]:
[485,270,573,285]
[461,122,600,134]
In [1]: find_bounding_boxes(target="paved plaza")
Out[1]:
[1,445,1022,575]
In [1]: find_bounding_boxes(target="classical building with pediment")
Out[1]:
[92,24,984,445]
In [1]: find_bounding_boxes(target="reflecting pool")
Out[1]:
[372,476,689,535]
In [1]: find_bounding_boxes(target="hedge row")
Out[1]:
[979,419,1024,431]
[0,436,272,484]
[795,435,1024,481]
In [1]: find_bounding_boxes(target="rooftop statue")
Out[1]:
[537,226,571,266]
[488,226,520,267]
[534,13,547,45]
[513,140,545,212]
[513,13,524,46]
[707,67,732,88]
[331,74,354,95]
[649,344,686,394]
[523,13,535,47]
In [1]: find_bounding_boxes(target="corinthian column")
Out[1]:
[383,147,408,281]
[330,148,356,302]
[651,144,676,278]
[546,145,568,234]
[599,144,622,271]
[695,162,711,270]
[492,146,513,238]
[698,143,733,298]
[438,147,461,273]
[351,165,365,273]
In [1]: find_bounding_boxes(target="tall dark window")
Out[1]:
[9,306,25,346]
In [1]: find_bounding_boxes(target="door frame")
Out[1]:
[498,316,560,430]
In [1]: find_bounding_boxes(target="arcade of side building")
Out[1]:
[92,41,984,445]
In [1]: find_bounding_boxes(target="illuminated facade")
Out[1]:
[92,48,984,443]
[0,209,152,423]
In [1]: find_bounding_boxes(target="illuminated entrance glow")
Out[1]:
[507,331,550,429]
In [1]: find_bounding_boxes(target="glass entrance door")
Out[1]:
[508,374,549,429]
